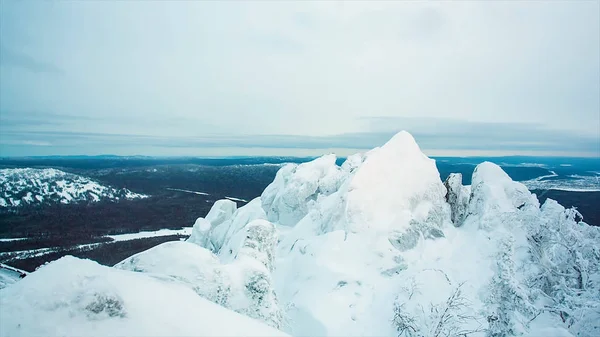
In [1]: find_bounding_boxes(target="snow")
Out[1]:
[166,187,210,195]
[1,130,598,337]
[0,237,27,242]
[107,227,192,242]
[0,168,148,207]
[22,192,33,203]
[0,256,288,337]
[261,154,345,227]
[0,263,25,289]
[0,229,193,261]
[226,196,249,202]
[522,171,600,192]
[188,199,237,248]
[120,222,282,328]
[344,131,449,236]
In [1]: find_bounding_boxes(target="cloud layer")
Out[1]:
[0,1,598,157]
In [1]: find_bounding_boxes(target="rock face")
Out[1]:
[443,173,469,226]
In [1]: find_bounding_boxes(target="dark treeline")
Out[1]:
[6,235,186,272]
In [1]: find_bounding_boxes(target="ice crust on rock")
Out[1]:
[467,161,540,229]
[261,154,345,227]
[3,130,599,337]
[188,199,237,249]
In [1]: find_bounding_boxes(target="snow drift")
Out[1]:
[0,256,287,337]
[1,131,599,337]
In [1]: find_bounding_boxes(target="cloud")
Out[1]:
[0,2,597,157]
[1,116,597,157]
[0,45,64,75]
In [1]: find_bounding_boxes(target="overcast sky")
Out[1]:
[1,1,598,157]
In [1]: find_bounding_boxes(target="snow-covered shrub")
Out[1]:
[393,281,483,337]
[485,235,538,337]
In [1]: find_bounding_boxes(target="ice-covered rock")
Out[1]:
[210,198,267,255]
[444,173,469,226]
[206,199,238,226]
[118,223,282,329]
[340,153,365,174]
[188,199,237,249]
[346,132,449,234]
[344,131,450,252]
[0,256,288,337]
[469,162,539,216]
[261,155,346,227]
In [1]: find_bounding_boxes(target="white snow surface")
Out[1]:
[108,227,192,242]
[2,131,599,337]
[0,256,287,337]
[0,168,147,207]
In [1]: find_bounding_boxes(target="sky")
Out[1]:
[0,1,599,157]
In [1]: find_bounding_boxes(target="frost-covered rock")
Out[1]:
[210,198,267,254]
[444,173,469,226]
[340,153,365,174]
[345,131,450,249]
[261,155,346,227]
[220,219,278,271]
[119,219,282,329]
[467,162,540,229]
[188,199,237,249]
[206,199,238,226]
[0,256,288,337]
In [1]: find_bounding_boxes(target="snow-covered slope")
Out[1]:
[0,256,287,337]
[0,263,26,289]
[1,131,598,337]
[0,168,147,207]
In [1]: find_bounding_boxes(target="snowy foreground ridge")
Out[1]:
[1,131,599,337]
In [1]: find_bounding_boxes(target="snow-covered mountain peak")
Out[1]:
[346,130,448,236]
[0,168,147,207]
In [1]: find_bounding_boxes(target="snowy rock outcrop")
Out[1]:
[444,173,469,226]
[188,199,237,249]
[119,217,282,328]
[467,161,539,226]
[345,131,450,248]
[261,154,345,227]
